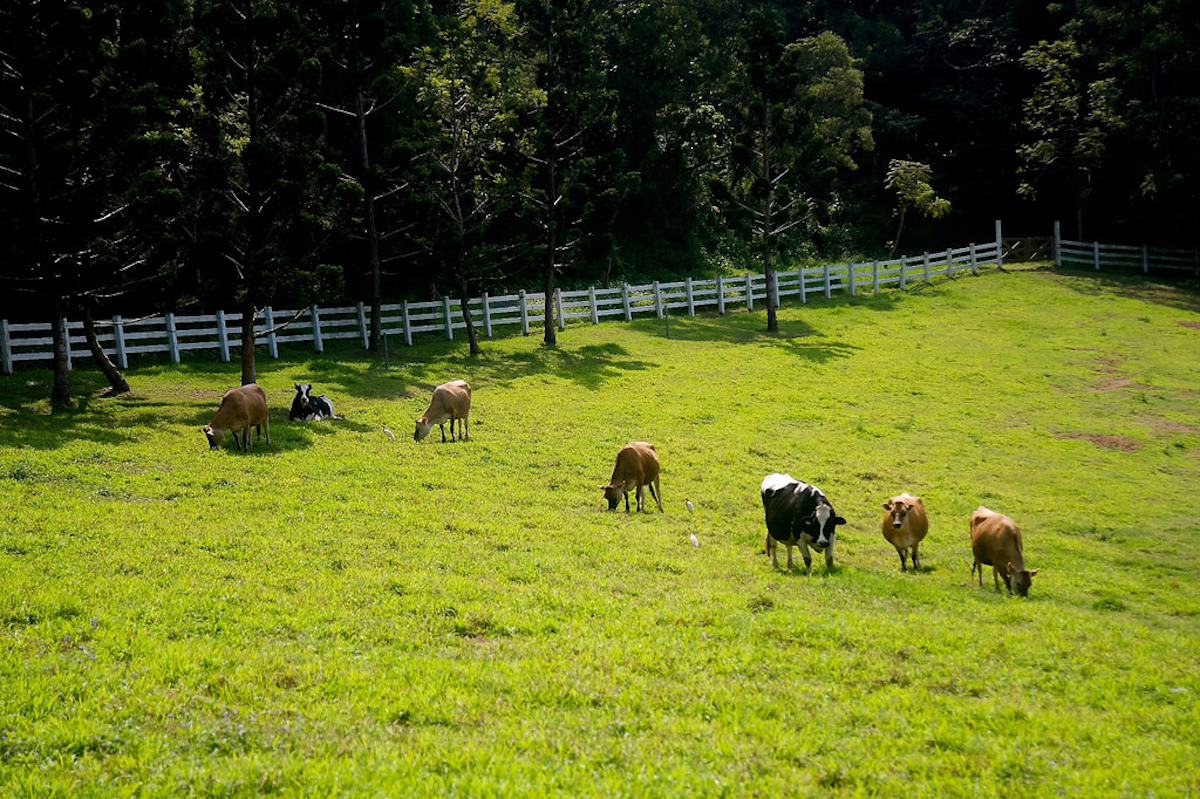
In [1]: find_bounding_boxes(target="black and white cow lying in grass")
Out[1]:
[761,473,846,572]
[289,383,339,421]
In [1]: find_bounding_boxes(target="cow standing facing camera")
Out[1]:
[761,473,846,572]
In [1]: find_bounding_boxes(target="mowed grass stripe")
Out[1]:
[0,266,1198,796]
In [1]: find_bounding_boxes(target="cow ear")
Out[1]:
[1029,569,1040,577]
[833,516,847,526]
[882,502,892,510]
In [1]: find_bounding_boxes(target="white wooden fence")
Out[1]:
[1055,221,1200,276]
[1,241,1000,375]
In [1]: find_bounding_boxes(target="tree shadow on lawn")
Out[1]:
[477,342,656,390]
[633,311,863,363]
[1053,267,1200,313]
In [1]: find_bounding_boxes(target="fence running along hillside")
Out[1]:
[1,244,1001,375]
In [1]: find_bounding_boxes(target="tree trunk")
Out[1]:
[542,156,558,346]
[240,303,257,385]
[357,83,383,352]
[83,308,129,394]
[50,307,71,407]
[459,284,480,356]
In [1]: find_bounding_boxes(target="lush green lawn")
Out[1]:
[2,266,1198,797]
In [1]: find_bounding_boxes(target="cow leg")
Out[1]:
[462,416,469,441]
[439,423,447,442]
[911,544,920,571]
[648,478,663,512]
[824,537,834,569]
[972,560,981,585]
[992,567,1001,591]
[766,533,778,568]
[791,544,802,572]
[623,490,631,513]
[635,484,645,512]
[898,549,908,571]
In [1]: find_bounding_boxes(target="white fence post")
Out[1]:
[823,264,831,299]
[442,296,454,340]
[519,290,529,335]
[970,245,978,276]
[1142,245,1149,274]
[112,316,128,369]
[900,257,908,290]
[946,248,955,278]
[556,288,565,331]
[482,292,493,337]
[745,273,754,310]
[589,286,599,324]
[264,307,278,358]
[0,319,10,375]
[311,305,324,353]
[402,300,413,346]
[216,310,230,362]
[995,219,1003,268]
[1054,220,1062,267]
[622,283,632,321]
[686,277,695,316]
[356,302,368,348]
[716,275,725,314]
[166,313,180,363]
[798,267,807,304]
[923,253,931,284]
[654,281,664,318]
[1093,241,1101,271]
[849,264,857,296]
[772,270,780,308]
[872,261,880,293]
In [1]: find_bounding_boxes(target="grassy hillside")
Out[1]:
[1,266,1198,797]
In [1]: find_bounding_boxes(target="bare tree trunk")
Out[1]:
[459,283,480,356]
[50,306,71,407]
[83,308,129,394]
[240,303,257,385]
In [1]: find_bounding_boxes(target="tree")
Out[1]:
[406,0,541,356]
[0,2,156,403]
[311,0,425,352]
[719,10,871,332]
[884,159,950,256]
[1016,38,1120,240]
[188,0,347,385]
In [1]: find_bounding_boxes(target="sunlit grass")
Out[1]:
[1,265,1198,796]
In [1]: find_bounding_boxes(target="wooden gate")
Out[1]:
[1002,237,1053,262]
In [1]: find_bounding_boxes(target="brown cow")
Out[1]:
[414,380,471,442]
[203,384,270,451]
[600,442,663,512]
[881,493,929,571]
[970,506,1038,596]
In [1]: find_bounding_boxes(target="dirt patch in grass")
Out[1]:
[1056,432,1142,451]
[1179,321,1200,330]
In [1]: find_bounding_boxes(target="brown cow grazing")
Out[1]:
[881,493,929,571]
[601,442,663,512]
[970,506,1038,596]
[414,380,471,442]
[203,384,270,451]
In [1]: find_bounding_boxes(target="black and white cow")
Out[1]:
[761,473,847,572]
[289,383,338,421]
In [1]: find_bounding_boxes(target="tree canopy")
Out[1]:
[1,0,1197,396]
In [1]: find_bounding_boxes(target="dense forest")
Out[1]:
[1,1,1198,393]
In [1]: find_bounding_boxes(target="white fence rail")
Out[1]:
[1057,238,1200,276]
[1,242,1000,375]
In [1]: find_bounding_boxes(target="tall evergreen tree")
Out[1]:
[190,0,347,384]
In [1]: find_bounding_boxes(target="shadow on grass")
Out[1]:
[1051,267,1200,313]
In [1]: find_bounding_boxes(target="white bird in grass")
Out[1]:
[383,426,396,440]
[685,498,699,546]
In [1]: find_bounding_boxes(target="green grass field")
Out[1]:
[2,265,1199,797]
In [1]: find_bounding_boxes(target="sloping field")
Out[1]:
[1,266,1198,796]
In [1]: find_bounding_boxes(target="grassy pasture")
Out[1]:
[1,266,1199,797]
